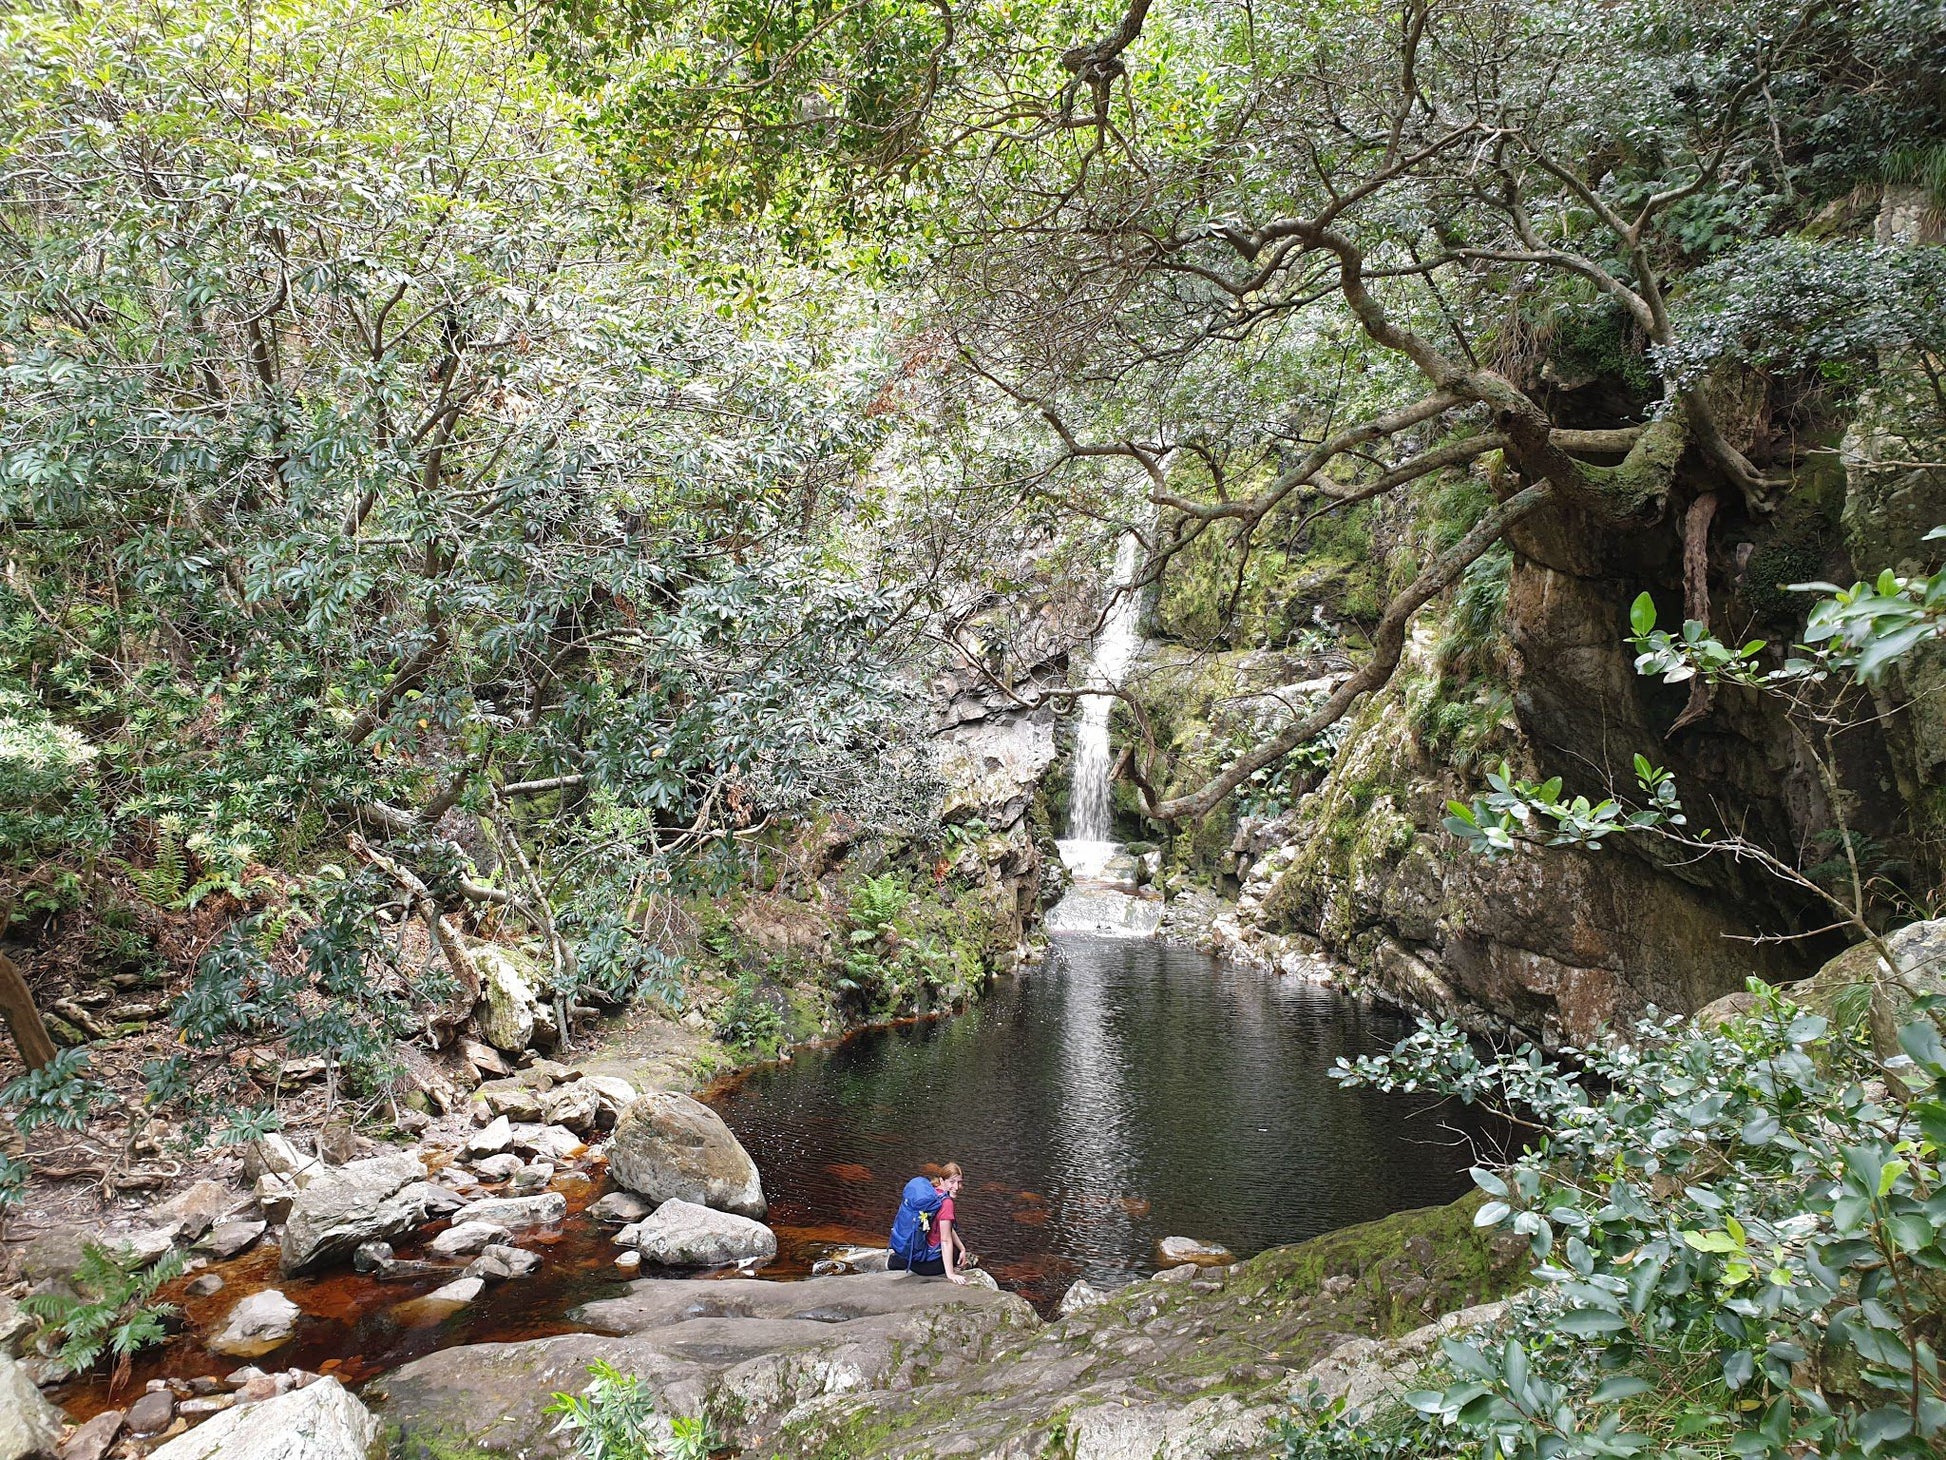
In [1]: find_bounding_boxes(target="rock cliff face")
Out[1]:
[1247,656,1812,1047]
[926,647,1067,966]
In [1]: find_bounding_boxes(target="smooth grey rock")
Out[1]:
[210,1289,302,1358]
[280,1153,430,1273]
[1156,1235,1233,1267]
[425,1277,485,1306]
[199,1218,267,1259]
[632,1198,776,1269]
[428,1221,509,1258]
[464,1244,541,1281]
[58,1408,122,1460]
[471,1080,544,1122]
[147,1376,381,1460]
[154,1179,235,1241]
[614,1250,642,1272]
[0,1353,64,1459]
[466,1115,514,1156]
[510,1161,554,1192]
[452,1191,566,1230]
[509,1123,581,1161]
[540,1081,601,1134]
[187,1271,227,1297]
[472,1154,523,1182]
[352,1241,394,1273]
[588,1191,652,1225]
[607,1092,766,1217]
[126,1387,176,1435]
[612,1221,643,1247]
[402,1181,466,1219]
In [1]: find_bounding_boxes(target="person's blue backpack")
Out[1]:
[888,1176,945,1263]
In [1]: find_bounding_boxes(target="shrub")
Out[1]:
[546,1359,716,1460]
[1331,984,1946,1459]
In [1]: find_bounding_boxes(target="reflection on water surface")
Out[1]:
[709,933,1512,1310]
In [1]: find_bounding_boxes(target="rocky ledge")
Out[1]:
[373,1195,1526,1459]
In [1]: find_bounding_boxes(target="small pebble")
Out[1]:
[615,1250,641,1272]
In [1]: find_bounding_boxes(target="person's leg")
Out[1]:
[888,1252,946,1275]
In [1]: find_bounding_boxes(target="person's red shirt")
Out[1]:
[930,1195,955,1252]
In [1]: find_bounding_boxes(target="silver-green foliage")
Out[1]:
[1333,990,1946,1458]
[545,1360,716,1460]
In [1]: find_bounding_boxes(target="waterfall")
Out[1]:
[1060,533,1142,879]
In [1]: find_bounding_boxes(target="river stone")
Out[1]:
[632,1198,777,1268]
[471,1079,544,1122]
[466,1115,513,1156]
[452,1191,567,1230]
[589,1191,652,1225]
[475,946,542,1054]
[256,1172,299,1222]
[509,1161,551,1192]
[1058,1279,1108,1316]
[510,1123,582,1161]
[473,1154,523,1182]
[187,1272,225,1297]
[540,1081,601,1135]
[0,1353,63,1460]
[428,1221,509,1258]
[1156,1236,1233,1267]
[607,1092,766,1217]
[59,1409,123,1460]
[579,1074,638,1116]
[147,1376,381,1460]
[465,1244,541,1281]
[210,1289,302,1358]
[154,1179,235,1241]
[127,1389,176,1436]
[199,1218,266,1259]
[280,1153,430,1273]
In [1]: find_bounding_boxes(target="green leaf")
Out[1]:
[1591,1375,1654,1404]
[1629,592,1657,637]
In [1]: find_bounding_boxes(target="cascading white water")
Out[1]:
[1058,534,1143,882]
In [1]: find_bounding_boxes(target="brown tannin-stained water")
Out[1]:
[53,933,1506,1419]
[706,933,1515,1312]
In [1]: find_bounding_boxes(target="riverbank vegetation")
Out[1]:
[3,0,1946,1449]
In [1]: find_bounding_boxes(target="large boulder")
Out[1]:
[607,1092,765,1217]
[632,1199,777,1269]
[474,946,549,1054]
[1784,917,1946,1054]
[280,1153,431,1274]
[209,1289,302,1358]
[148,1377,382,1460]
[0,1352,63,1460]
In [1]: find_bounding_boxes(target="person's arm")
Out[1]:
[940,1215,965,1283]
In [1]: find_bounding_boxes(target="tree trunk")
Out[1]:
[0,950,57,1071]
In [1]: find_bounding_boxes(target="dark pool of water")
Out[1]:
[707,933,1514,1311]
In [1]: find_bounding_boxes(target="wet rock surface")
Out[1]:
[631,1198,777,1269]
[208,1289,302,1358]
